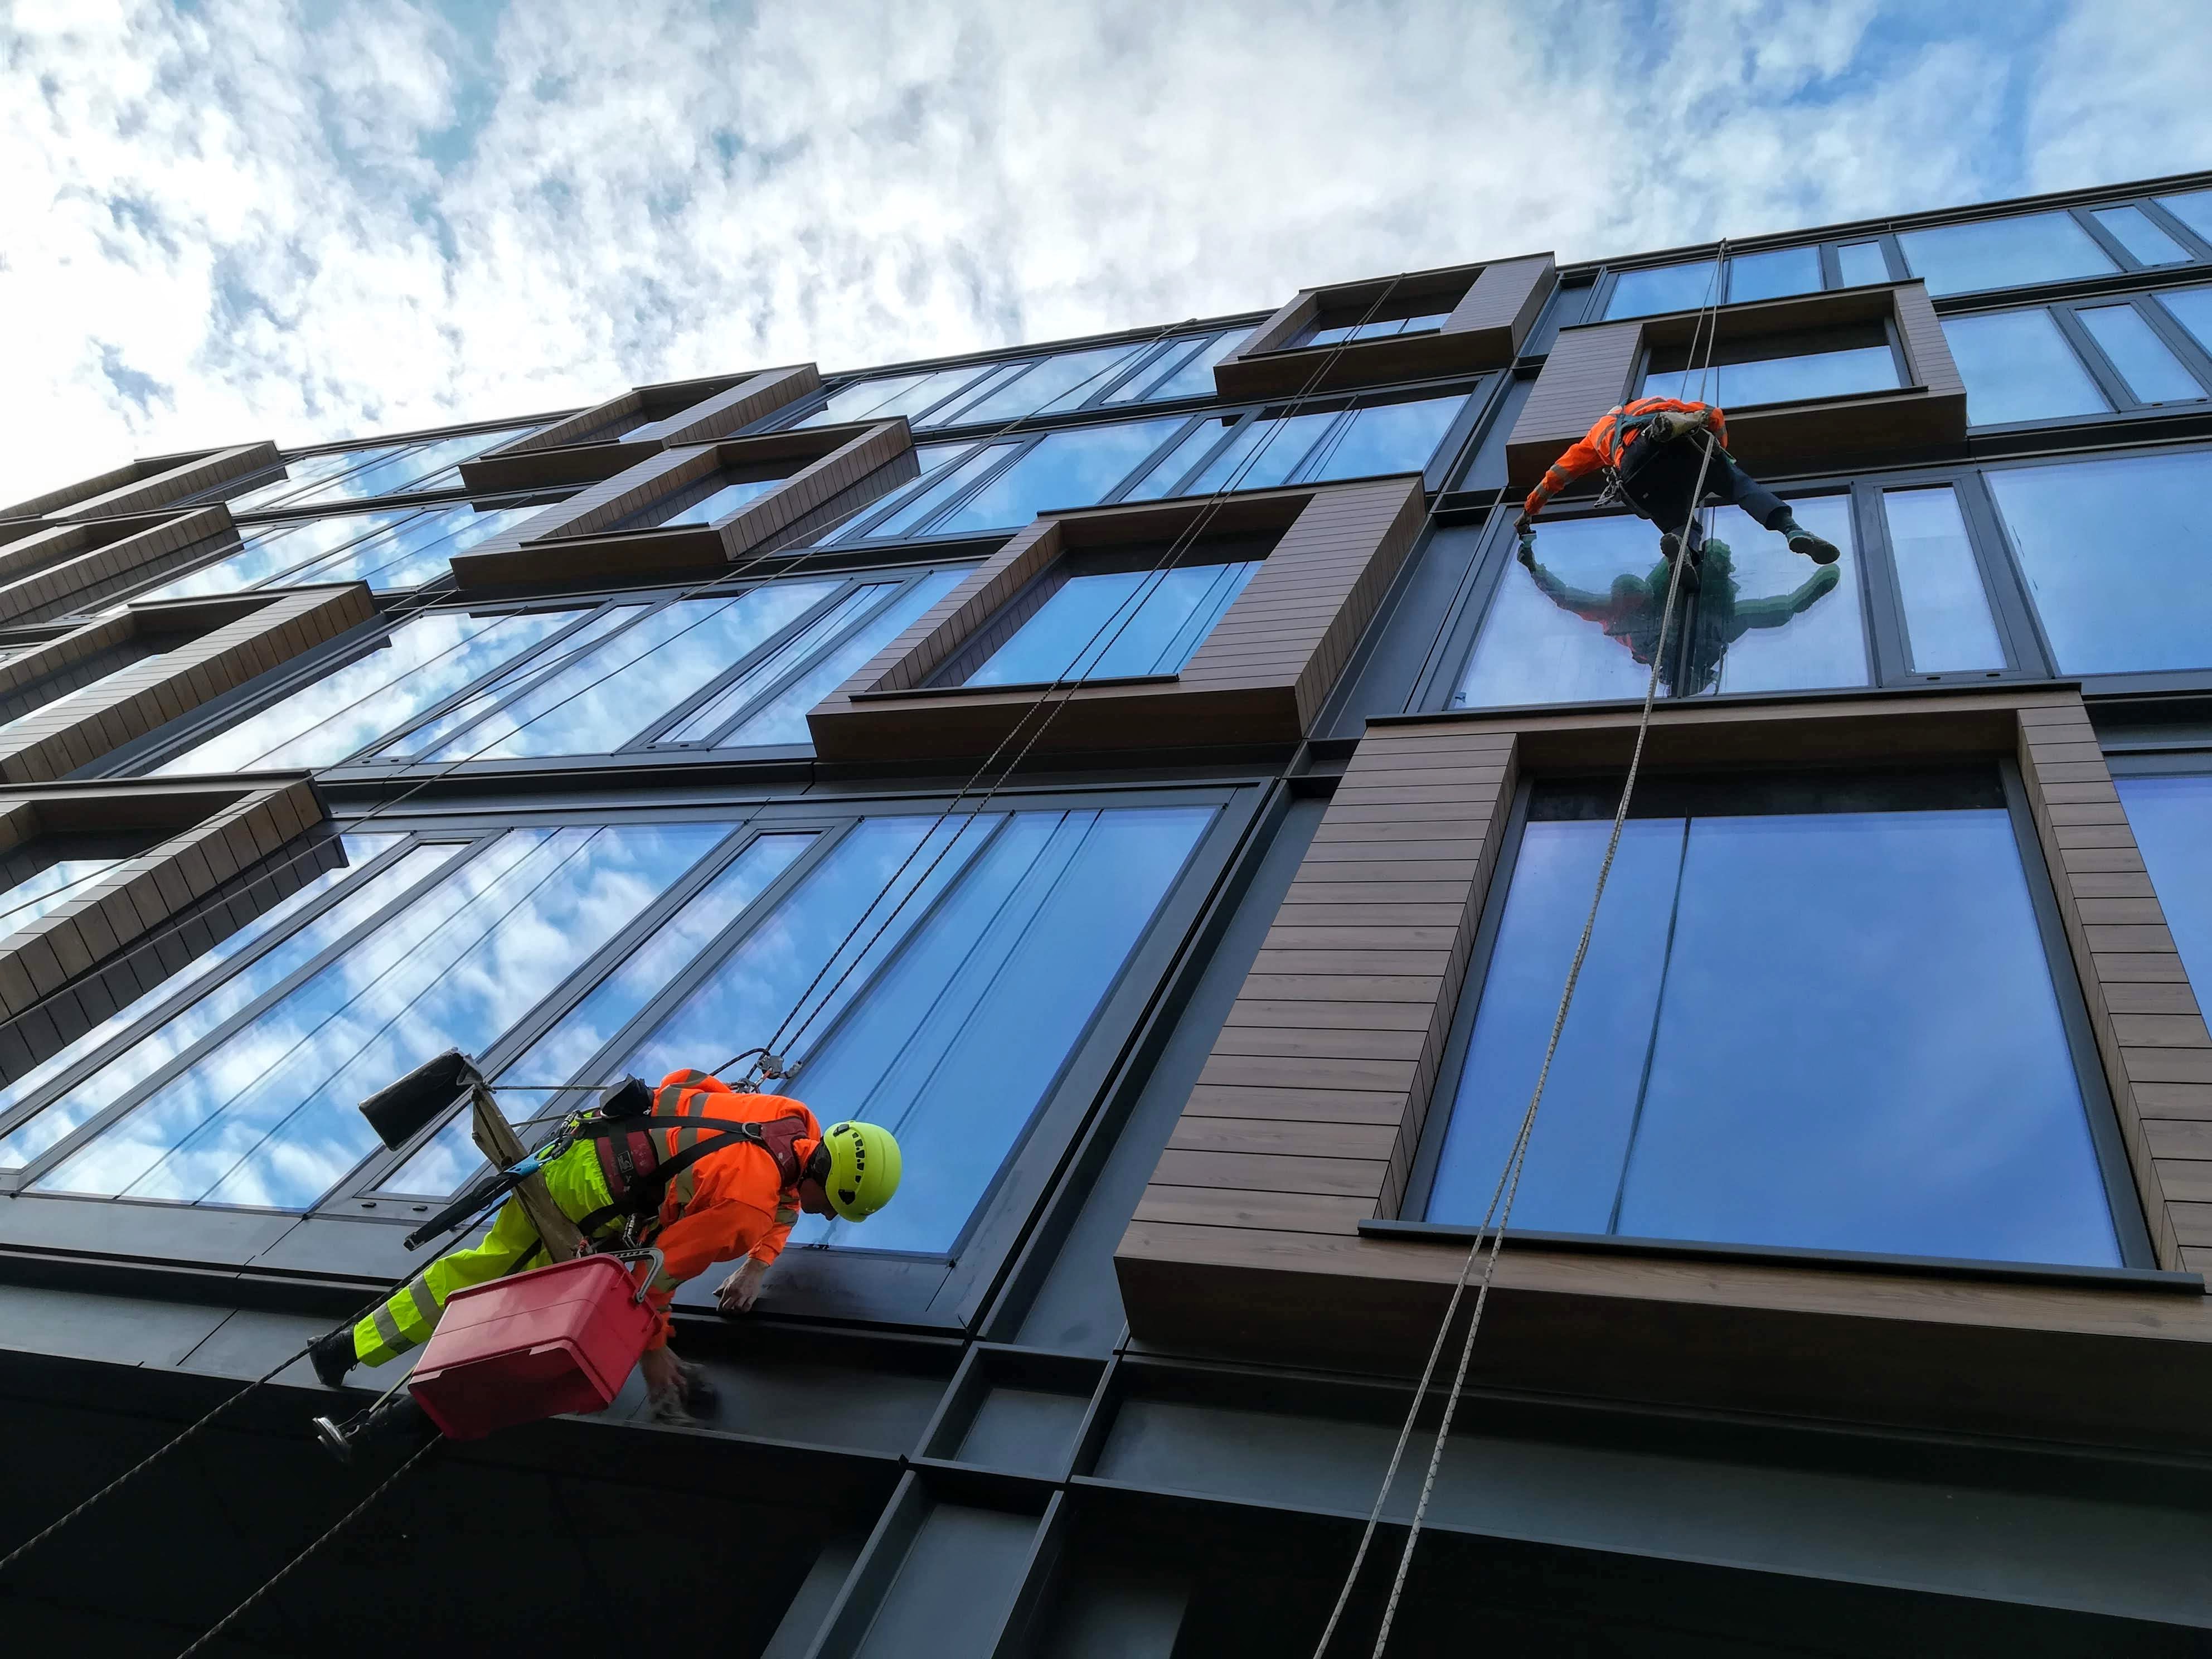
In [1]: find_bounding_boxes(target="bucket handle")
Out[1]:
[600,1245,665,1306]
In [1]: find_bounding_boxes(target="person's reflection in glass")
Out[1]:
[1515,535,1840,696]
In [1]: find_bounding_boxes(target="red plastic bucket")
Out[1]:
[408,1253,656,1440]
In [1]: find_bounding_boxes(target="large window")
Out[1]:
[119,502,544,604]
[210,426,541,516]
[1418,770,2128,1268]
[1454,496,1864,710]
[2117,770,2212,996]
[0,801,1218,1267]
[1639,324,1901,409]
[1900,212,2119,297]
[943,554,1261,687]
[140,567,967,774]
[1600,243,1838,323]
[1985,450,2212,678]
[1943,289,2212,426]
[1122,391,1471,503]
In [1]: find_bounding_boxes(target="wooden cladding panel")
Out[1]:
[0,509,232,627]
[648,363,820,446]
[47,444,279,524]
[1444,254,1556,360]
[807,478,1424,762]
[1505,321,1639,488]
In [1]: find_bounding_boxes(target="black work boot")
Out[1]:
[309,1327,358,1390]
[313,1393,433,1464]
[1773,512,1841,565]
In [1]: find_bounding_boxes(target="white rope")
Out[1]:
[1312,244,1731,1659]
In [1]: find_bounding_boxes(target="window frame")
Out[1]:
[1944,285,2212,434]
[0,782,1261,1330]
[1397,761,2155,1270]
[90,561,982,781]
[1594,236,1909,322]
[1627,314,1913,410]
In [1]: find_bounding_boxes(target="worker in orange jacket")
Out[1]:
[309,1069,904,1428]
[1514,397,1840,567]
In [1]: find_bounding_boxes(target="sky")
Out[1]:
[4,0,2210,505]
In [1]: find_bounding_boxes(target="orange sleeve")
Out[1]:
[1522,434,1606,521]
[638,1195,778,1348]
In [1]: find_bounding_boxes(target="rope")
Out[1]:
[173,1435,437,1659]
[1312,246,1731,1659]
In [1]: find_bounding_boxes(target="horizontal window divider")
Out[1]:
[1356,1219,2207,1295]
[1395,676,2089,729]
[846,672,1182,702]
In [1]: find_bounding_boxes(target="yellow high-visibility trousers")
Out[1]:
[352,1141,621,1368]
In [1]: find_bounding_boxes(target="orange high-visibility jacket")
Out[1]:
[636,1069,823,1347]
[1522,397,1729,522]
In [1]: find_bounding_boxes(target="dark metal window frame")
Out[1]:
[1398,761,2157,1270]
[0,779,1259,1329]
[1946,282,2212,434]
[89,560,978,782]
[831,377,1489,550]
[1593,237,1908,323]
[1627,313,1914,408]
[173,421,550,520]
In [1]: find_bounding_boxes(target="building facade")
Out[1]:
[4,170,2212,1655]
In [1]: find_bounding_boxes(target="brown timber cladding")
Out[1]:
[1118,687,2212,1449]
[0,508,234,625]
[807,477,1426,761]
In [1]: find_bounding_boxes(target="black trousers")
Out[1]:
[1616,433,1788,537]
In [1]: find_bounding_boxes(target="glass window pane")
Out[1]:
[1987,452,2212,676]
[424,581,843,760]
[1179,410,1339,496]
[2092,205,2192,268]
[1120,419,1231,502]
[1941,311,2111,425]
[33,823,725,1207]
[1141,332,1240,401]
[283,504,540,591]
[1428,790,2119,1266]
[1296,394,1467,483]
[720,569,968,748]
[611,804,1212,1254]
[131,510,420,603]
[657,478,783,528]
[2157,285,2212,356]
[0,858,125,938]
[1881,487,2006,672]
[1104,337,1202,405]
[0,834,408,1165]
[1835,241,1891,285]
[1686,496,1865,696]
[967,562,1259,685]
[2077,304,2206,405]
[279,428,524,508]
[153,608,586,775]
[930,419,1185,536]
[0,843,458,1168]
[1644,346,1898,407]
[376,607,645,761]
[944,347,1141,426]
[2156,191,2212,246]
[793,373,930,429]
[2118,775,2212,995]
[222,449,382,515]
[1725,246,1822,304]
[1602,261,1721,321]
[866,366,998,422]
[662,584,889,743]
[857,444,1007,539]
[1456,516,1670,709]
[916,361,1031,429]
[1898,212,2118,296]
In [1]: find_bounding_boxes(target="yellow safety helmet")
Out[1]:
[822,1120,902,1222]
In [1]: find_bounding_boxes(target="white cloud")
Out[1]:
[2,0,2209,505]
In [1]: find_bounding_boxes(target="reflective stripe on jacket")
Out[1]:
[1521,397,1729,522]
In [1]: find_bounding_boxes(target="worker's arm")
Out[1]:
[1521,552,1617,621]
[639,1195,779,1348]
[1519,434,1606,528]
[1732,564,1840,631]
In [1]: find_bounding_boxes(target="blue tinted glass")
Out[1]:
[1429,803,2118,1265]
[720,569,967,748]
[0,858,123,937]
[1104,337,1201,404]
[2157,286,2212,355]
[870,366,999,421]
[130,510,419,603]
[658,478,782,527]
[34,824,722,1207]
[424,581,841,760]
[662,584,889,742]
[1602,261,1721,321]
[1296,394,1466,483]
[930,419,1184,535]
[1726,246,1822,303]
[377,607,644,760]
[794,373,931,428]
[284,426,537,507]
[1899,212,2117,297]
[1684,497,1863,696]
[1941,311,2110,426]
[283,505,540,590]
[222,449,381,515]
[153,608,585,775]
[858,444,1008,539]
[1120,419,1232,502]
[1180,410,1338,495]
[2092,206,2191,268]
[918,362,1031,429]
[943,347,1141,426]
[1835,241,1891,285]
[2157,191,2212,246]
[790,805,1211,1253]
[1457,517,1667,709]
[1142,333,1240,401]
[1643,346,1897,407]
[1987,452,2212,676]
[0,844,457,1168]
[1881,487,2005,673]
[2077,305,2206,404]
[389,831,817,1194]
[0,835,403,1161]
[967,562,1259,685]
[2118,775,2212,996]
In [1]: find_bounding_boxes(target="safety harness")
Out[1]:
[568,1076,811,1239]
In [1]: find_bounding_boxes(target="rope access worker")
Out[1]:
[1513,398,1841,567]
[309,1069,904,1434]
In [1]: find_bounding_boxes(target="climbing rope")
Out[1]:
[1312,244,1733,1658]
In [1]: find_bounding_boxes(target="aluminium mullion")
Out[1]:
[2070,205,2156,278]
[1282,407,1361,487]
[2137,196,2212,266]
[1157,408,1258,500]
[621,576,866,751]
[1095,414,1207,506]
[2131,290,2212,398]
[2050,303,2153,414]
[0,833,431,1148]
[836,439,1006,542]
[1954,464,2064,678]
[1852,479,1919,687]
[3,831,506,1187]
[899,438,1040,538]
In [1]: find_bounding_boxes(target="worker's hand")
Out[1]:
[1512,511,1532,539]
[1516,533,1537,567]
[715,1257,770,1314]
[640,1344,682,1403]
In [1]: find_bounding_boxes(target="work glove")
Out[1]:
[1650,408,1711,444]
[1512,511,1533,538]
[1516,532,1537,567]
